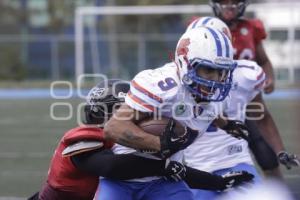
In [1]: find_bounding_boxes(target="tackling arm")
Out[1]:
[71,149,254,190]
[184,166,254,191]
[71,149,167,179]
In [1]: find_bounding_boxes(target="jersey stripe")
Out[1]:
[206,27,222,57]
[256,70,264,81]
[132,80,163,103]
[127,91,155,112]
[238,65,255,70]
[254,77,266,90]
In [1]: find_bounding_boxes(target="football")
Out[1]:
[138,117,186,137]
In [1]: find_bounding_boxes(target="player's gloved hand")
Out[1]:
[220,171,254,190]
[223,120,249,141]
[163,159,186,182]
[277,151,300,170]
[159,119,196,158]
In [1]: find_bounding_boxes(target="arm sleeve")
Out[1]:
[71,149,166,180]
[184,166,225,190]
[252,19,267,45]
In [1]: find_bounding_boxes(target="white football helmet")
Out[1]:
[187,16,232,41]
[175,26,236,101]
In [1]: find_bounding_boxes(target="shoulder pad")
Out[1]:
[248,19,267,42]
[234,60,265,92]
[125,63,180,112]
[63,126,108,144]
[62,141,104,157]
[249,19,265,29]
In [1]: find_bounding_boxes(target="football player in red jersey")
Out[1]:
[28,78,255,200]
[28,79,253,200]
[210,0,274,94]
[29,79,188,200]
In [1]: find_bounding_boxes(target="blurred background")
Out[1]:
[0,0,299,199]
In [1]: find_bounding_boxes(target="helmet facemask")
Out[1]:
[183,58,236,102]
[175,27,236,102]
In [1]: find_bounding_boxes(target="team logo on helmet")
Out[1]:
[87,87,105,104]
[176,38,190,57]
[117,91,126,98]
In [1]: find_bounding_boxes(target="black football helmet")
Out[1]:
[84,79,130,125]
[210,0,249,23]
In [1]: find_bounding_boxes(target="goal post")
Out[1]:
[74,5,211,80]
[74,3,300,84]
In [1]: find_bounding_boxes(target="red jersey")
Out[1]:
[39,126,113,200]
[230,18,267,60]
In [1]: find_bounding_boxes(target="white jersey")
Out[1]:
[113,62,225,182]
[125,62,224,132]
[225,59,266,122]
[184,59,266,172]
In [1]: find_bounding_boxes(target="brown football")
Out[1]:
[138,117,186,137]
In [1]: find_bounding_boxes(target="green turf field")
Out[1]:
[0,98,299,198]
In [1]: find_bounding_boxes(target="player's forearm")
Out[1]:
[256,43,274,81]
[184,166,226,190]
[261,60,274,81]
[72,150,165,179]
[104,117,160,151]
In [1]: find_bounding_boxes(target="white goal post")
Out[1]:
[74,3,300,83]
[75,5,212,79]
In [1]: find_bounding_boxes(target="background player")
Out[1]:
[31,79,193,200]
[209,0,274,94]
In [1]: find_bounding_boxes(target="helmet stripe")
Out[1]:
[206,27,222,57]
[220,31,230,58]
[202,17,212,25]
[191,18,201,29]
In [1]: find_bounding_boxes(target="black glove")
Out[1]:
[223,120,249,141]
[159,119,190,158]
[220,171,254,190]
[164,160,186,182]
[277,151,300,170]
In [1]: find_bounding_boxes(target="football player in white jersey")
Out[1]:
[188,16,299,173]
[94,27,254,200]
[184,16,299,199]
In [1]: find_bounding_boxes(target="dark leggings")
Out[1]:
[246,119,279,170]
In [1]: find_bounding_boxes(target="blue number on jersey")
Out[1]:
[158,77,177,91]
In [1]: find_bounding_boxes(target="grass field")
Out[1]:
[0,98,299,199]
